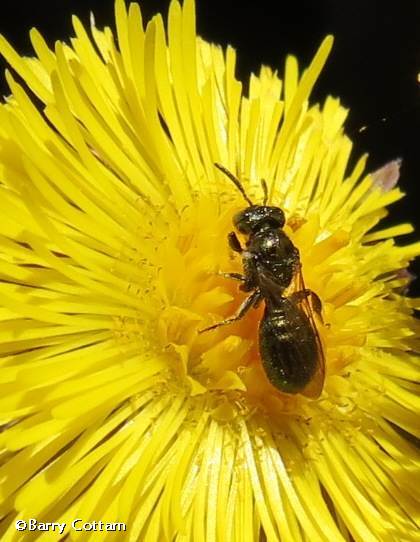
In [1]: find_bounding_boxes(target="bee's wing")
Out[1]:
[291,266,326,398]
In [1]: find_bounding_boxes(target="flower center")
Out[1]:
[136,190,364,420]
[154,196,316,415]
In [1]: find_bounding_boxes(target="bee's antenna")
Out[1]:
[214,163,254,206]
[261,178,268,205]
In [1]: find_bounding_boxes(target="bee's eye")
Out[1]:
[270,208,285,228]
[236,220,251,234]
[265,218,282,229]
[233,211,251,233]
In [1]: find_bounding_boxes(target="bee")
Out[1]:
[199,164,325,398]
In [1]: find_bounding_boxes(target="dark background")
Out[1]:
[1,0,419,294]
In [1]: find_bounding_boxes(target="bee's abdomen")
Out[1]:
[259,302,318,394]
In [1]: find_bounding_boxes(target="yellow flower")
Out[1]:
[0,0,419,540]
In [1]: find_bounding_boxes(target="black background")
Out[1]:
[1,0,419,294]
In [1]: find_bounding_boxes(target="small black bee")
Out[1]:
[200,164,325,398]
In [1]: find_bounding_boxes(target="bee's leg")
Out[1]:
[290,289,323,322]
[308,290,323,317]
[228,232,243,253]
[199,290,261,333]
[218,272,245,282]
[288,289,310,303]
[219,270,256,294]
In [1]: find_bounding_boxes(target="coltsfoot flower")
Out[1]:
[0,1,419,540]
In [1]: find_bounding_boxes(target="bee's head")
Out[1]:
[233,205,285,235]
